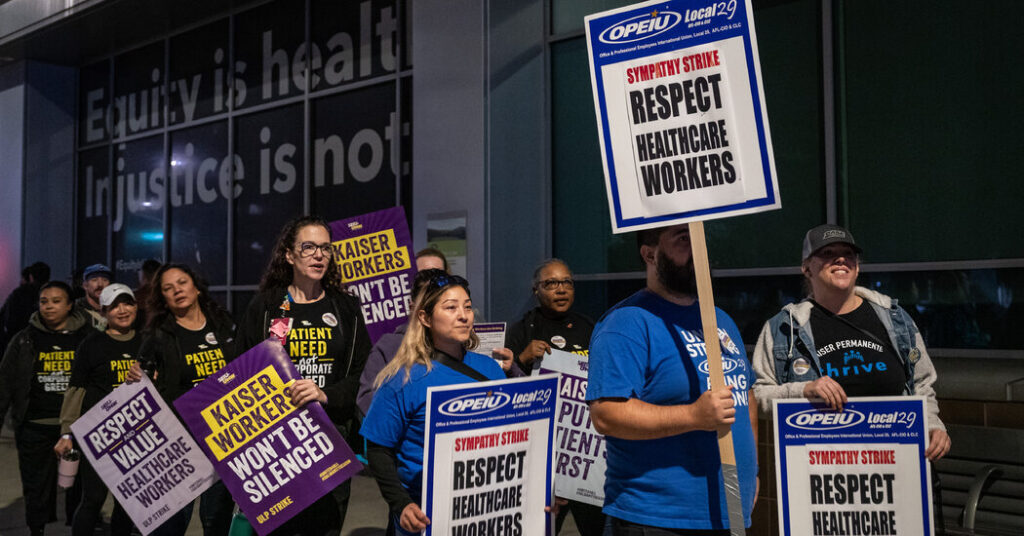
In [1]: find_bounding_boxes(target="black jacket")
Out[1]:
[507,307,595,375]
[0,307,93,429]
[237,287,371,425]
[138,306,238,405]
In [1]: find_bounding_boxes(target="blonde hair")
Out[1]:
[374,281,479,388]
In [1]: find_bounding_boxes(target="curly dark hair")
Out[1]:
[259,215,344,295]
[145,263,227,330]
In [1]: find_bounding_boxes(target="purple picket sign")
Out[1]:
[174,340,362,535]
[330,206,416,344]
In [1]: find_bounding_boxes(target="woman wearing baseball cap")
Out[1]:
[751,224,950,530]
[55,283,141,536]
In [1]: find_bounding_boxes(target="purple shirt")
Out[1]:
[357,324,406,416]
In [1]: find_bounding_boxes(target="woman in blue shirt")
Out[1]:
[361,273,507,535]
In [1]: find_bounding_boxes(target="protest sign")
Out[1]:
[330,206,416,343]
[586,0,779,233]
[175,340,362,535]
[474,322,506,352]
[71,375,216,534]
[423,375,558,536]
[774,397,933,536]
[585,4,783,531]
[536,349,606,506]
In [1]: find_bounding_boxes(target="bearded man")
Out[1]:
[586,223,758,535]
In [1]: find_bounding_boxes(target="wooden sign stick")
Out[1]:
[689,220,746,535]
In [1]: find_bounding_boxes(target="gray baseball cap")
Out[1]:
[802,224,862,260]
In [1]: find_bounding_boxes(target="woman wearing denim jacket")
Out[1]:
[751,225,950,459]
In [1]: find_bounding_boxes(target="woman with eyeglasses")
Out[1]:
[238,215,371,536]
[505,258,603,535]
[361,272,508,535]
[507,259,595,374]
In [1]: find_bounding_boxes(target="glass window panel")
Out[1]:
[77,147,110,268]
[570,278,646,324]
[169,18,229,126]
[234,0,307,110]
[861,268,1024,351]
[551,0,635,36]
[233,105,305,285]
[112,42,165,140]
[722,267,1024,351]
[709,274,806,345]
[704,0,825,269]
[232,290,255,317]
[310,81,397,222]
[400,76,413,214]
[552,1,825,273]
[574,275,806,348]
[310,0,399,92]
[551,38,638,274]
[841,0,1024,262]
[78,60,110,146]
[400,0,412,70]
[209,291,229,313]
[111,136,165,284]
[169,122,229,284]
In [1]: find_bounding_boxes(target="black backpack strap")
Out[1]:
[433,350,489,382]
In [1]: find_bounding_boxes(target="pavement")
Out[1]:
[0,425,580,535]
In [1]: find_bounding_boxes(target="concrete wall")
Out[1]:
[410,0,552,322]
[485,0,548,324]
[411,0,488,310]
[0,62,25,300]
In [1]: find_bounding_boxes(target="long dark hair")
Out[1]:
[259,215,344,295]
[146,263,226,330]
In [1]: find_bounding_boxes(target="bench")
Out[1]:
[935,457,1024,535]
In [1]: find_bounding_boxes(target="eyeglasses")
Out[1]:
[538,279,574,291]
[428,273,469,292]
[296,242,334,258]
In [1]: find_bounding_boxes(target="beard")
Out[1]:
[656,249,698,296]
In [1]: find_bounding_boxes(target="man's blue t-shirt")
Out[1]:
[585,289,757,530]
[361,351,506,501]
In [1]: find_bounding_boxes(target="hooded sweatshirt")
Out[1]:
[0,307,93,429]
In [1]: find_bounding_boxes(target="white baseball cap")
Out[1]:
[99,283,135,308]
